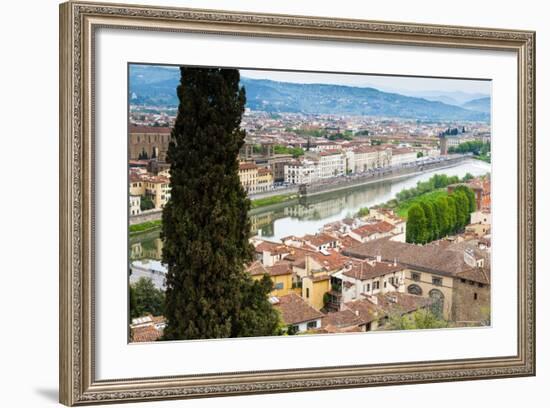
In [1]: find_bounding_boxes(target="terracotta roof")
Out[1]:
[372,208,405,223]
[343,238,476,277]
[304,233,339,247]
[351,221,394,238]
[254,241,290,256]
[273,293,324,325]
[342,260,405,281]
[239,162,258,170]
[268,261,293,277]
[307,250,349,272]
[247,261,269,277]
[129,125,172,134]
[353,146,377,154]
[131,325,161,342]
[456,267,491,285]
[343,299,383,324]
[321,309,363,329]
[339,235,362,250]
[129,173,142,183]
[391,147,415,155]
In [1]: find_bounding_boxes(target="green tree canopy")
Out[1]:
[130,277,165,319]
[419,201,437,242]
[162,67,280,340]
[434,196,451,236]
[406,204,428,244]
[446,196,458,233]
[387,309,449,330]
[454,185,477,213]
[452,190,470,229]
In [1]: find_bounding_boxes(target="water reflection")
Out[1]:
[130,159,490,254]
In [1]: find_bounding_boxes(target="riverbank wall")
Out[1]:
[129,209,162,226]
[299,156,471,198]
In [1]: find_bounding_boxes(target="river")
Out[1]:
[130,158,490,260]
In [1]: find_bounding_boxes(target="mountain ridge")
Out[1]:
[129,65,490,122]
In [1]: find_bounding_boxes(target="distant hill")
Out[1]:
[461,97,491,114]
[129,65,489,122]
[399,90,489,106]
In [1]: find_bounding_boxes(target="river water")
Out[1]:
[130,159,490,260]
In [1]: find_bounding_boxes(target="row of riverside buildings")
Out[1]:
[127,125,433,204]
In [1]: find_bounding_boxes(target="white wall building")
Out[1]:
[317,150,345,179]
[334,260,407,305]
[284,158,319,184]
[391,147,417,166]
[129,195,141,216]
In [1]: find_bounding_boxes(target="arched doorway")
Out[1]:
[429,289,445,317]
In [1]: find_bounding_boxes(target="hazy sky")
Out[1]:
[240,69,491,96]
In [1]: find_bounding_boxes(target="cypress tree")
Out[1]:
[455,185,476,213]
[453,190,470,229]
[406,204,428,244]
[161,67,280,340]
[434,196,450,237]
[446,196,458,233]
[419,201,437,242]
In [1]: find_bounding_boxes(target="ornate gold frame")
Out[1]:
[59,1,536,405]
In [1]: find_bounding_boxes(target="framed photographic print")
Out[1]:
[59,1,536,405]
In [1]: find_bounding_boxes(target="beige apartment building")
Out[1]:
[238,161,259,194]
[129,172,171,210]
[256,167,274,193]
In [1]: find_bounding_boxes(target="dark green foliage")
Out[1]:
[417,151,424,158]
[454,185,477,212]
[439,127,460,137]
[387,309,448,330]
[462,172,474,182]
[356,207,370,217]
[273,145,305,158]
[230,275,283,337]
[452,190,470,229]
[140,196,155,211]
[405,185,476,244]
[434,196,451,236]
[448,140,490,156]
[162,67,280,340]
[419,201,437,242]
[130,277,165,319]
[327,132,353,141]
[406,204,428,244]
[446,196,458,233]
